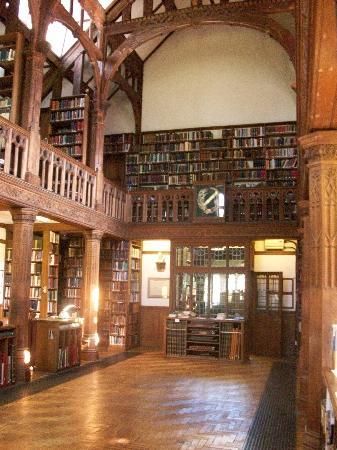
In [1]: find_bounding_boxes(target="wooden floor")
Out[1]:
[1,352,274,449]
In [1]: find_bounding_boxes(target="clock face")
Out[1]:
[197,187,220,215]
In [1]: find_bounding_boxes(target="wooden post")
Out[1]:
[8,208,36,382]
[82,230,103,361]
[297,200,310,412]
[299,131,337,448]
[21,49,47,186]
[91,107,106,212]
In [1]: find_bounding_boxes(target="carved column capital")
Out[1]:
[10,207,37,223]
[299,131,337,162]
[83,230,104,241]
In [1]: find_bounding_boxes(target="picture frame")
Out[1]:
[148,278,170,298]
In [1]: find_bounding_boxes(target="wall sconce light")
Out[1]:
[156,252,166,272]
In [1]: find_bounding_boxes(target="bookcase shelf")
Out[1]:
[31,319,81,372]
[0,32,23,123]
[0,326,15,387]
[3,240,12,318]
[48,95,89,164]
[4,232,61,318]
[126,122,297,190]
[166,318,244,360]
[59,235,84,314]
[104,133,135,154]
[98,239,141,350]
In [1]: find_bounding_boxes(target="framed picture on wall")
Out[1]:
[148,278,170,299]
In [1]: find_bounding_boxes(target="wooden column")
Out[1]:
[91,107,106,212]
[21,49,47,186]
[300,131,337,448]
[297,200,310,411]
[82,230,103,361]
[8,208,36,382]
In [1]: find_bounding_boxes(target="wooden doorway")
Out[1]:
[252,272,282,357]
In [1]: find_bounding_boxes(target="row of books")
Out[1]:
[50,109,84,122]
[30,287,41,298]
[0,351,15,387]
[57,344,80,370]
[0,47,15,61]
[30,262,42,274]
[130,292,140,303]
[48,278,58,289]
[142,124,295,145]
[31,250,43,261]
[64,267,82,277]
[101,240,129,250]
[63,288,81,298]
[48,133,83,145]
[31,274,41,286]
[58,145,83,156]
[48,301,57,314]
[143,130,214,144]
[0,97,11,108]
[131,260,140,270]
[52,123,84,134]
[48,290,58,301]
[50,97,85,111]
[49,254,59,266]
[109,335,125,345]
[64,257,83,266]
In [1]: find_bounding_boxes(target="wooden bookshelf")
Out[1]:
[59,235,84,314]
[3,239,12,319]
[0,326,15,387]
[30,234,43,314]
[98,239,141,350]
[127,241,141,350]
[126,122,297,190]
[48,95,89,164]
[166,318,244,360]
[32,319,81,372]
[104,133,135,154]
[0,32,24,123]
[40,231,60,318]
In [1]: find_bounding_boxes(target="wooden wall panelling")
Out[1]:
[140,306,169,350]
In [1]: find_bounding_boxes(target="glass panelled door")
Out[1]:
[253,272,282,357]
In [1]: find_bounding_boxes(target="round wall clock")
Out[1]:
[196,186,220,215]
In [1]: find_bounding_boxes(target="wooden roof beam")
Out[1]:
[106,0,137,22]
[53,1,103,62]
[78,0,105,28]
[106,0,294,28]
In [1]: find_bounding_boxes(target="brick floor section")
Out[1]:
[0,352,273,449]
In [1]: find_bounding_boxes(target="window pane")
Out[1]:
[210,246,227,268]
[256,274,267,310]
[175,273,190,311]
[193,246,208,267]
[192,273,208,316]
[176,247,191,267]
[228,246,245,267]
[210,273,227,315]
[228,273,245,317]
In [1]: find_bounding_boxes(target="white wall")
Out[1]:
[141,240,171,307]
[104,90,135,134]
[142,25,296,130]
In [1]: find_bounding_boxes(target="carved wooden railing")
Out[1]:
[103,179,128,221]
[0,117,128,221]
[40,141,97,208]
[130,186,297,223]
[0,116,29,180]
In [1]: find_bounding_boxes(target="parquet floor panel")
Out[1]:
[0,352,273,449]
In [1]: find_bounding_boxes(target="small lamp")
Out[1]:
[156,252,166,272]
